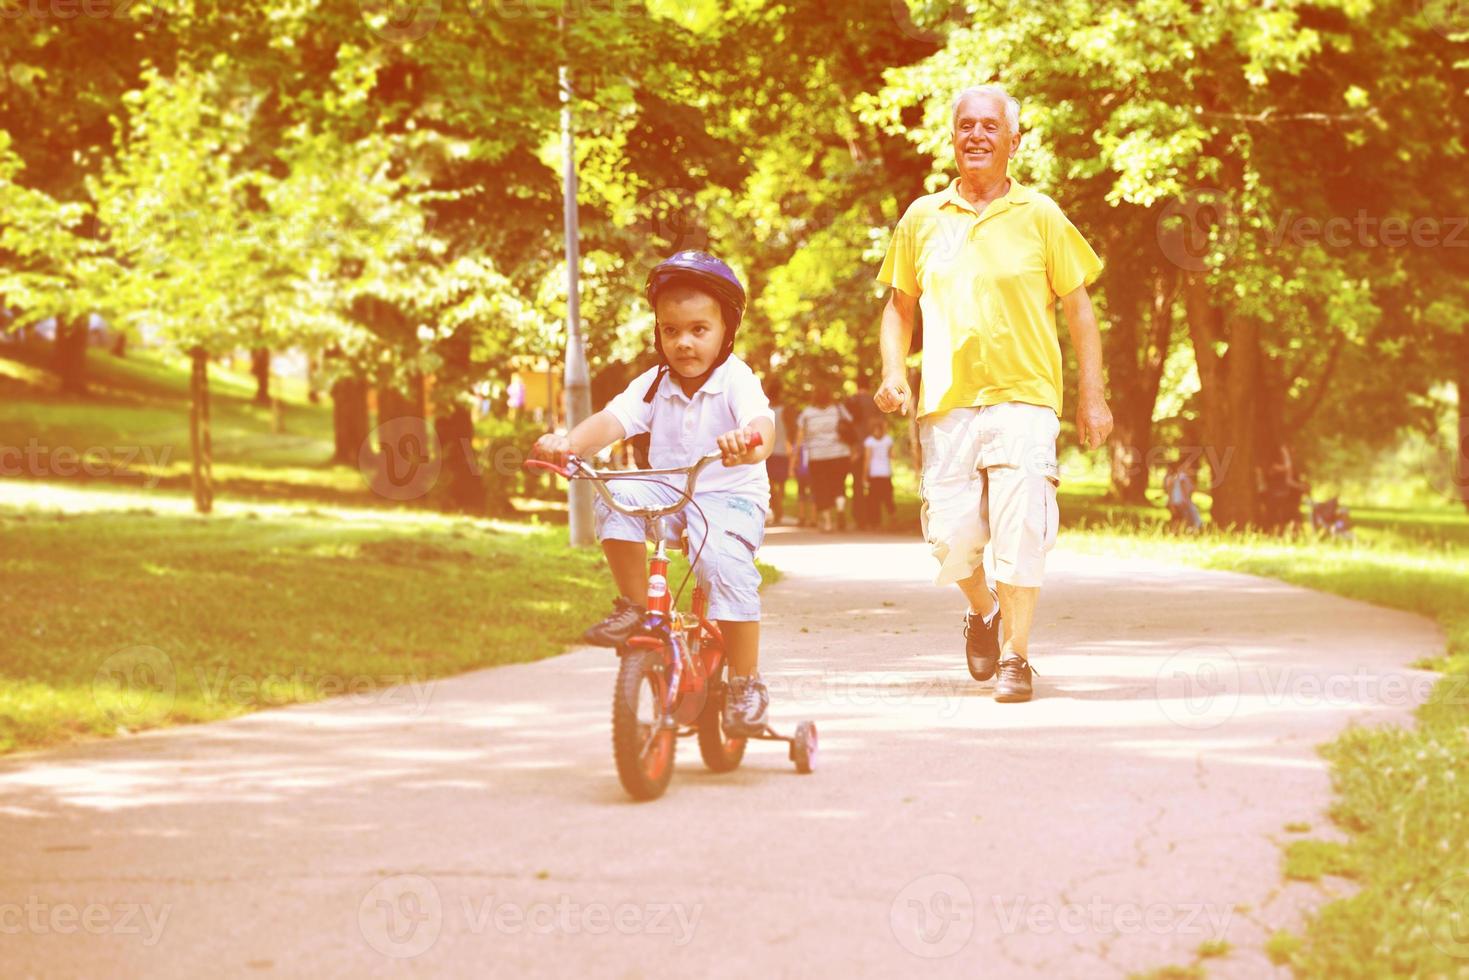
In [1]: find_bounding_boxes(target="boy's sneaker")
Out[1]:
[583,596,646,648]
[964,598,1002,682]
[723,674,770,736]
[994,655,1036,703]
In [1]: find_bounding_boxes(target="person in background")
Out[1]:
[765,378,793,526]
[843,385,878,529]
[863,418,896,531]
[507,371,527,421]
[794,439,815,527]
[1164,457,1203,532]
[794,382,854,533]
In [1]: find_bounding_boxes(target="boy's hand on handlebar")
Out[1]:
[716,426,762,467]
[530,432,572,465]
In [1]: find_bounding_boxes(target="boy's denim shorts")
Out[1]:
[594,481,767,622]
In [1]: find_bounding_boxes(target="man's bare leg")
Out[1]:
[956,567,998,619]
[996,582,1039,658]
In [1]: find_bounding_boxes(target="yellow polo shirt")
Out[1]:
[878,179,1102,418]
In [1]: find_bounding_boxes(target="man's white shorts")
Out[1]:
[594,481,766,622]
[918,402,1060,589]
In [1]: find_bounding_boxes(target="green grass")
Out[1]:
[0,492,612,753]
[1,340,365,504]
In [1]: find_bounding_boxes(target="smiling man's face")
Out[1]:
[952,91,1020,185]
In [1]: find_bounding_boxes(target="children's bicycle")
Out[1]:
[526,435,818,801]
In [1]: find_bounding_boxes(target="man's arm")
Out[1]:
[1060,285,1113,450]
[875,288,917,414]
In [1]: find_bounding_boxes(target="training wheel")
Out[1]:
[789,720,817,774]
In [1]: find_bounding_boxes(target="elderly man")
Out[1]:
[874,84,1112,703]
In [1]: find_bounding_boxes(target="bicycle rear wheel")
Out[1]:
[696,675,747,773]
[612,649,676,800]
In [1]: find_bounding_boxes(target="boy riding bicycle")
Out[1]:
[530,251,776,736]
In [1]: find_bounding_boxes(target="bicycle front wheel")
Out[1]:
[612,649,676,801]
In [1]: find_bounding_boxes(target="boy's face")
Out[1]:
[656,287,726,379]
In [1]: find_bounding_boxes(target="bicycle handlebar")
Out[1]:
[524,432,763,519]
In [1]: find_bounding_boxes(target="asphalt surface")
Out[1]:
[0,528,1441,978]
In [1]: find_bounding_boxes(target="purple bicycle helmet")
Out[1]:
[640,250,747,403]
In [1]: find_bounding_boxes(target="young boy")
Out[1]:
[862,418,895,530]
[530,251,777,736]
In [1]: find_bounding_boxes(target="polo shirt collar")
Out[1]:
[940,176,1032,217]
[659,357,731,400]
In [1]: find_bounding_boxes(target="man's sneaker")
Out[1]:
[722,674,770,736]
[582,596,646,648]
[964,599,1002,682]
[994,655,1036,703]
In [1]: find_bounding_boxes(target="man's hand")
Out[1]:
[716,426,761,467]
[530,432,572,464]
[874,373,912,415]
[1076,392,1113,450]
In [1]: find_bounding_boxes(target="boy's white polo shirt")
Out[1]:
[605,356,773,504]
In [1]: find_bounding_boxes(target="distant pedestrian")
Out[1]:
[794,382,854,533]
[862,418,896,530]
[764,379,794,526]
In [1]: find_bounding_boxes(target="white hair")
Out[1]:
[951,84,1020,135]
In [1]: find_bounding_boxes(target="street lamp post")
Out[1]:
[560,61,594,546]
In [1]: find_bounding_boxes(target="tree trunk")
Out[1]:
[1185,275,1262,529]
[250,348,271,406]
[331,375,369,464]
[436,404,487,514]
[1458,334,1469,513]
[189,347,214,515]
[53,315,89,395]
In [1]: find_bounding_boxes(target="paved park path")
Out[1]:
[1,529,1441,978]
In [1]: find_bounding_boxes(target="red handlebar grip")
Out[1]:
[524,459,572,479]
[746,431,763,449]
